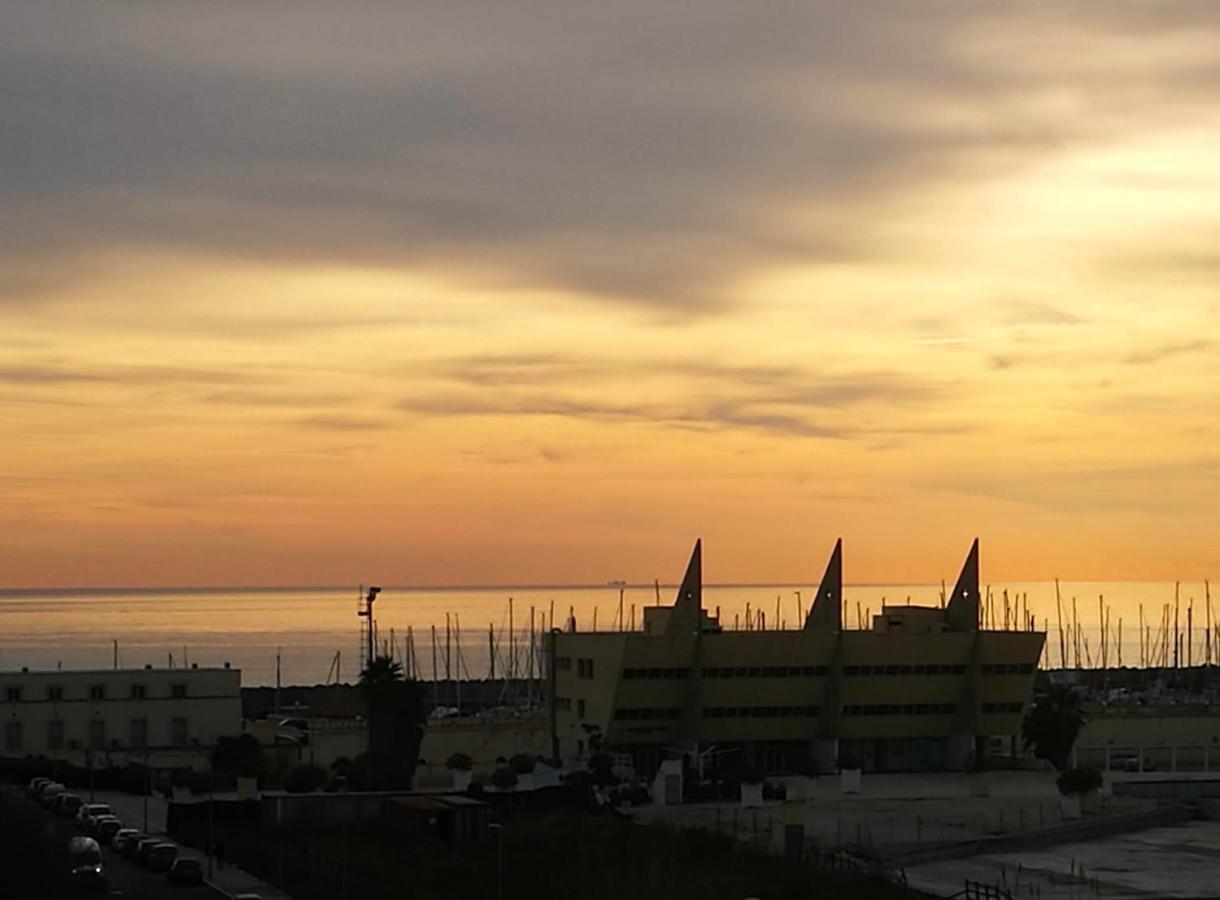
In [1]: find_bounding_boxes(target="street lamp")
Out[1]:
[489,822,504,900]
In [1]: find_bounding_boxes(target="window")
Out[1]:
[130,718,148,748]
[555,697,572,711]
[131,684,147,700]
[171,683,188,699]
[171,717,188,747]
[47,719,64,750]
[556,657,572,671]
[3,721,21,752]
[3,686,21,703]
[89,719,106,750]
[576,659,594,679]
[576,699,586,720]
[47,685,64,702]
[89,684,106,701]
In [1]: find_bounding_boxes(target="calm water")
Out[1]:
[0,581,1213,685]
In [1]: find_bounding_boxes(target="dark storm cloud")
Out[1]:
[3,2,1219,310]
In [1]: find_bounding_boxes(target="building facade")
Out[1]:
[548,540,1045,776]
[0,665,242,768]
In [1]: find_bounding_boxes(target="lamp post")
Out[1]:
[489,822,504,900]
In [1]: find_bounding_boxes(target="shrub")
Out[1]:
[508,753,535,775]
[762,781,787,801]
[628,784,651,805]
[1057,766,1103,797]
[490,767,519,791]
[446,752,474,772]
[283,764,329,794]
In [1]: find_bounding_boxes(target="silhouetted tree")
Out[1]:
[1021,685,1086,771]
[211,733,264,780]
[359,655,426,789]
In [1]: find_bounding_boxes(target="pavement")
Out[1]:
[84,787,290,899]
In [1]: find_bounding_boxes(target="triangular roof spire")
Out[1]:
[945,538,980,631]
[664,539,702,636]
[804,539,842,631]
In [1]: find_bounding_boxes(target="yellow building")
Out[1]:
[547,540,1044,776]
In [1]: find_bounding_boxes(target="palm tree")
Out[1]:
[1021,685,1086,771]
[359,654,426,789]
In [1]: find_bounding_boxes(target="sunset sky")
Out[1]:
[2,2,1218,588]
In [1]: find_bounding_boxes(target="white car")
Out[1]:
[110,828,142,853]
[77,802,113,831]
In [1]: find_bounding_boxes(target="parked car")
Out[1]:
[147,843,179,873]
[28,776,51,798]
[135,837,161,865]
[78,803,113,832]
[54,792,84,818]
[68,836,106,891]
[95,816,123,845]
[39,782,66,808]
[166,857,204,886]
[110,829,141,853]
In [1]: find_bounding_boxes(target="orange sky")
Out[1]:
[2,3,1218,587]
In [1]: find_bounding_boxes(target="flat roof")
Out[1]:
[0,667,240,676]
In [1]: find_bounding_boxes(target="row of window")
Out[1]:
[703,666,830,678]
[554,657,597,678]
[1,717,191,753]
[3,683,190,703]
[843,664,967,676]
[613,708,682,721]
[702,706,820,719]
[586,700,1022,721]
[623,667,689,679]
[842,703,958,716]
[980,664,1036,675]
[982,702,1025,713]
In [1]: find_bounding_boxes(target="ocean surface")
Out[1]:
[0,581,1213,686]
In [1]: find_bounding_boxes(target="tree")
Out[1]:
[1021,685,1087,771]
[490,767,519,790]
[1056,766,1103,797]
[508,753,536,775]
[359,655,427,789]
[211,733,264,780]
[588,752,619,787]
[284,764,328,793]
[446,752,473,772]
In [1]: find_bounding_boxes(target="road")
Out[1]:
[96,841,225,900]
[2,786,226,899]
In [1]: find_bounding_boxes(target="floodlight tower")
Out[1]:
[357,585,382,669]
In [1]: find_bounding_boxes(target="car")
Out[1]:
[68,836,106,891]
[95,816,123,845]
[146,842,178,873]
[78,803,113,832]
[39,781,66,808]
[28,776,51,798]
[110,829,142,853]
[54,792,84,818]
[166,857,204,886]
[135,837,162,865]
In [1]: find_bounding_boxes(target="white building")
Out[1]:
[0,665,242,767]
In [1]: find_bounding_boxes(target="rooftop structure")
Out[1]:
[548,539,1045,776]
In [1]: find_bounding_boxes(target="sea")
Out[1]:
[0,581,1213,686]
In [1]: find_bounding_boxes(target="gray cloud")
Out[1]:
[294,414,391,431]
[399,352,954,438]
[0,363,256,386]
[1124,340,1212,365]
[4,3,1218,312]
